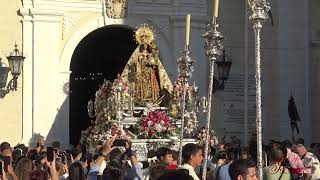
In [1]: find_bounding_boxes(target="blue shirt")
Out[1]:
[217,164,231,180]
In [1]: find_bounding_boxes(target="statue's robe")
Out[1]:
[120,46,172,106]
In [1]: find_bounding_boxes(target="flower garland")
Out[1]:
[81,77,131,146]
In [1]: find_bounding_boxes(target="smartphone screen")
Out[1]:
[0,161,2,176]
[65,150,71,161]
[86,153,93,163]
[47,147,54,162]
[2,157,10,172]
[66,149,71,154]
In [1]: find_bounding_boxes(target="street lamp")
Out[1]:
[0,44,25,98]
[214,49,232,90]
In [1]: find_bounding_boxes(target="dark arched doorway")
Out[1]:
[69,26,137,145]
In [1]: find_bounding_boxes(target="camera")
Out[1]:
[65,150,71,161]
[112,139,127,147]
[57,153,66,163]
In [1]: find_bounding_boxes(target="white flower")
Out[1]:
[147,121,154,126]
[155,124,163,131]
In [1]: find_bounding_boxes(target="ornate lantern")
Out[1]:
[215,49,232,90]
[0,44,25,98]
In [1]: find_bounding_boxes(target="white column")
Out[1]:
[21,10,34,145]
[31,9,63,145]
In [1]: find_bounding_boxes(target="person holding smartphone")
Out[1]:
[87,135,117,180]
[0,161,4,180]
[0,143,18,180]
[36,138,45,153]
[71,148,83,163]
[122,139,143,180]
[0,160,18,180]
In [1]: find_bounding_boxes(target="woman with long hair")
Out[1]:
[67,162,85,180]
[15,158,33,180]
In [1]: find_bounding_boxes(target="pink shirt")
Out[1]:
[287,149,304,168]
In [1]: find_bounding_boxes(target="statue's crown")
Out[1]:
[135,24,154,45]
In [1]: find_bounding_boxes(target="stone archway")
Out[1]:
[69,26,137,145]
[56,16,174,146]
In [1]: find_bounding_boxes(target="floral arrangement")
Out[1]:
[80,124,112,146]
[170,78,200,118]
[80,121,135,147]
[138,111,175,139]
[96,80,113,100]
[171,78,190,102]
[196,127,218,147]
[93,77,131,121]
[112,77,130,96]
[95,77,130,104]
[81,76,132,146]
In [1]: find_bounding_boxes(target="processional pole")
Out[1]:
[202,0,224,179]
[247,0,270,179]
[178,14,195,166]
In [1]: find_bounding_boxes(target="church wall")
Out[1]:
[258,0,281,141]
[239,0,311,143]
[206,0,313,145]
[17,0,210,147]
[276,0,310,142]
[0,0,23,145]
[310,0,320,143]
[215,0,248,142]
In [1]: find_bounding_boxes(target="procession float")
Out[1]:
[81,24,218,161]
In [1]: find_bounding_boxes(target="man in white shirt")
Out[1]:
[295,144,320,180]
[179,143,203,180]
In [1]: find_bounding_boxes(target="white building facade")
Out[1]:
[0,0,318,147]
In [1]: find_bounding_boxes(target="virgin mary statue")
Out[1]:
[120,24,172,106]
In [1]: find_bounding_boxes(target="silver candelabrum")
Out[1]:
[177,45,195,165]
[247,0,270,179]
[111,79,129,137]
[202,17,224,180]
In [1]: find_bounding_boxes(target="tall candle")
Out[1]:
[213,0,219,17]
[185,14,191,47]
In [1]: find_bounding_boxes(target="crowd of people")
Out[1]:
[0,136,320,180]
